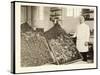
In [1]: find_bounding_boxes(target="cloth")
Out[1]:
[76,23,90,52]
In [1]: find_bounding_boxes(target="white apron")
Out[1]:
[76,23,90,52]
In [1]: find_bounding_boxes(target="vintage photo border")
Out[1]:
[11,1,98,74]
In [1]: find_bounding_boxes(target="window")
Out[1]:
[66,8,81,17]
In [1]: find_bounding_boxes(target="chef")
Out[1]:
[74,16,90,61]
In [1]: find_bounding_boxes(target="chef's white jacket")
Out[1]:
[76,23,90,52]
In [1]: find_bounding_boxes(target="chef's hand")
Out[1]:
[84,42,88,46]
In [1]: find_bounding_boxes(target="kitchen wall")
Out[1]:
[21,6,94,33]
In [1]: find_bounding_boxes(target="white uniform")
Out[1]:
[76,23,90,52]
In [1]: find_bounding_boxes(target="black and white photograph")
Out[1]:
[11,1,97,74]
